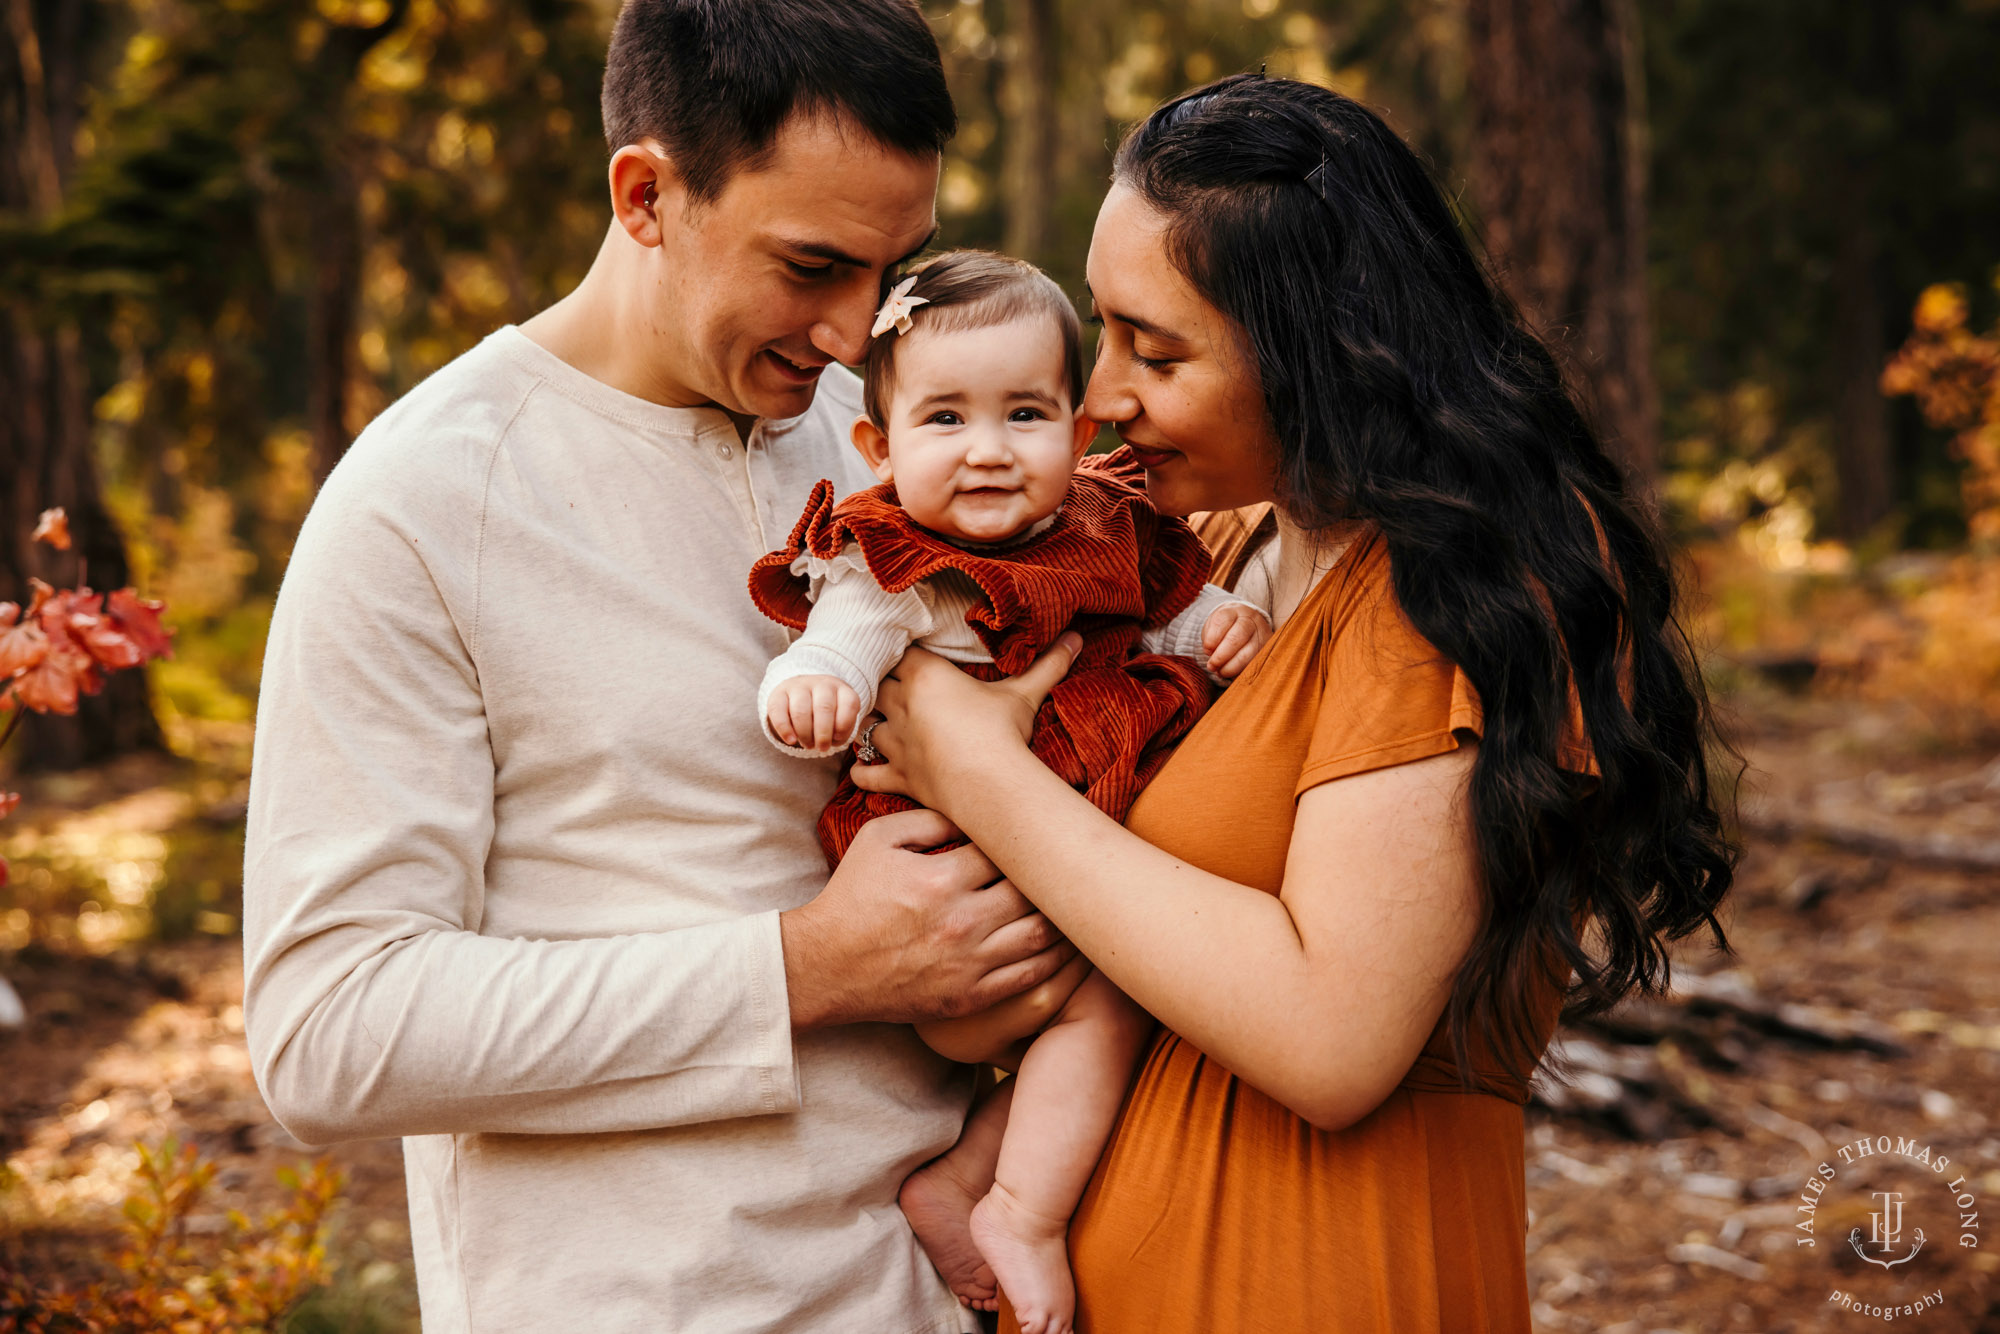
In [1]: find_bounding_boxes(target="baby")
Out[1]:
[748,251,1270,1334]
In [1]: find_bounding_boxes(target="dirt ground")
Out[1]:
[1522,692,2000,1332]
[2,690,1997,1332]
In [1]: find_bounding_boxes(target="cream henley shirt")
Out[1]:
[243,326,979,1334]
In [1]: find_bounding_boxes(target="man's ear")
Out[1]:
[609,142,680,248]
[1071,409,1101,460]
[851,415,895,483]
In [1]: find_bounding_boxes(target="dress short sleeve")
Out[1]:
[1294,531,1595,798]
[1294,533,1485,797]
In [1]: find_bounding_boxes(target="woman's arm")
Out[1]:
[854,647,1482,1131]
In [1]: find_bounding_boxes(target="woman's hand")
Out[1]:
[849,632,1083,814]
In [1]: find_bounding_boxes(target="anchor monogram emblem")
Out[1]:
[1848,1190,1926,1269]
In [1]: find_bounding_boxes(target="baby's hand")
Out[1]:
[767,675,863,751]
[1201,602,1272,679]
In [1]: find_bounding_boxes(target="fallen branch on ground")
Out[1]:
[1739,799,2000,873]
[1532,969,1908,1140]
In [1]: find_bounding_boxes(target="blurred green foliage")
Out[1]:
[14,0,613,621]
[1646,0,2000,547]
[925,0,1464,294]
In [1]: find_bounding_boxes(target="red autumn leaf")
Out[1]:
[59,586,151,671]
[102,588,174,662]
[0,857,8,889]
[12,641,98,714]
[79,616,147,670]
[32,507,71,551]
[13,587,103,714]
[38,586,101,656]
[0,603,49,679]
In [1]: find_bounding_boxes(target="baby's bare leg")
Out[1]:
[970,969,1153,1334]
[917,951,1093,1065]
[902,1079,1014,1311]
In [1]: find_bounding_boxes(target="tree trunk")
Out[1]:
[1830,216,1893,540]
[304,0,413,485]
[306,167,362,487]
[1466,0,1658,483]
[1825,5,1898,543]
[2,0,162,770]
[1000,0,1058,266]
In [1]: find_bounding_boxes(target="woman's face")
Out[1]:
[1082,183,1282,517]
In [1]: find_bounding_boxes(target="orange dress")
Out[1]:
[1017,510,1578,1334]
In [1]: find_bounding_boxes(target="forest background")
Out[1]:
[3,0,2000,1330]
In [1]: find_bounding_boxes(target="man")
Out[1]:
[242,3,1073,1329]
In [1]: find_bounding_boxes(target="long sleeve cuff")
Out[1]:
[758,644,880,758]
[1143,583,1265,683]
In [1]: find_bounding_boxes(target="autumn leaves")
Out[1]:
[0,508,174,887]
[2,510,173,717]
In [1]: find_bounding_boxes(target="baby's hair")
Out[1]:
[862,250,1085,427]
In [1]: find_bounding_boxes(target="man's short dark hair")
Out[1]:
[602,0,956,203]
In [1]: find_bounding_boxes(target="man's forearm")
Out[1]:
[779,904,844,1031]
[248,911,800,1145]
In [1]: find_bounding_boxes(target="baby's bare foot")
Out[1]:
[901,1160,999,1312]
[969,1183,1075,1334]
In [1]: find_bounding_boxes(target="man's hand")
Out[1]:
[779,808,1076,1030]
[1201,602,1271,679]
[767,674,863,751]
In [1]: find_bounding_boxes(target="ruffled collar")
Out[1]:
[931,508,1062,552]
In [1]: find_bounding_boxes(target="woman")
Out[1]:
[855,74,1736,1332]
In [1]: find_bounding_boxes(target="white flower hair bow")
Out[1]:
[871,275,930,338]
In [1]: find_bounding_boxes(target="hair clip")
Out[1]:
[871,275,930,338]
[1305,156,1333,207]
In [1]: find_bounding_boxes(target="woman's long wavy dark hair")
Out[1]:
[1116,74,1737,1085]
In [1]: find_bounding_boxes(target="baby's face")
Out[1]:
[865,315,1089,543]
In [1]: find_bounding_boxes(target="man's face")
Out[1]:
[651,114,939,421]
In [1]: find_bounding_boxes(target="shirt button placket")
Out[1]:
[712,431,763,544]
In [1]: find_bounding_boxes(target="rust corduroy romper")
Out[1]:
[748,448,1218,866]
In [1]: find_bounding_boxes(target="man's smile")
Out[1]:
[765,349,827,384]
